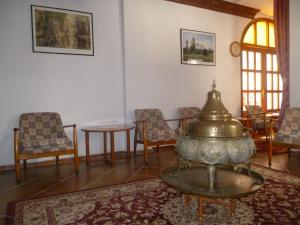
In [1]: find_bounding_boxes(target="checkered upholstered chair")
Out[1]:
[178,106,201,131]
[134,109,179,164]
[269,107,300,166]
[245,105,268,138]
[14,112,79,182]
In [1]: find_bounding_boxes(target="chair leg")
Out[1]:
[23,159,27,170]
[268,141,273,166]
[15,160,20,182]
[143,142,149,164]
[134,128,137,156]
[288,148,291,158]
[74,151,79,175]
[156,145,159,153]
[56,156,59,166]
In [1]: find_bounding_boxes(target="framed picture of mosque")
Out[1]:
[180,29,216,65]
[31,5,94,56]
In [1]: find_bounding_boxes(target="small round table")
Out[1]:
[81,124,134,167]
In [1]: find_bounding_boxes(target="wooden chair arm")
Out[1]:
[63,124,76,128]
[63,124,78,148]
[165,118,182,122]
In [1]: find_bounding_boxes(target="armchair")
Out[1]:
[134,109,179,164]
[14,112,79,182]
[178,106,201,131]
[269,107,300,166]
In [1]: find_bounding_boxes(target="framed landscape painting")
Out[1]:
[31,5,94,56]
[180,29,216,65]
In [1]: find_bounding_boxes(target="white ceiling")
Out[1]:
[223,0,274,17]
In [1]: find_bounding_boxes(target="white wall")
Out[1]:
[0,0,249,166]
[124,0,249,121]
[0,0,125,165]
[290,0,300,105]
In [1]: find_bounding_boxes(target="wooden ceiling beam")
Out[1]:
[165,0,260,19]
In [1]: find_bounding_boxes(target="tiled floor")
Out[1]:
[0,145,299,224]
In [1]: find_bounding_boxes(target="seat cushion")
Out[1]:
[275,132,300,145]
[20,137,73,154]
[138,128,177,142]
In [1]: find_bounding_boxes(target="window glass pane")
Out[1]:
[249,93,255,105]
[269,23,275,47]
[242,51,247,69]
[267,93,272,110]
[243,93,248,111]
[279,75,283,90]
[248,72,255,90]
[256,73,261,90]
[267,73,272,90]
[243,24,255,44]
[273,54,278,72]
[267,54,272,71]
[256,93,261,106]
[248,52,254,70]
[273,93,278,109]
[257,22,267,46]
[273,74,278,90]
[279,93,282,108]
[242,72,248,90]
[255,52,261,70]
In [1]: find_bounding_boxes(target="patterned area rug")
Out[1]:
[6,165,300,225]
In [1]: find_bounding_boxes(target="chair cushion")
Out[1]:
[21,137,74,154]
[276,132,300,145]
[138,128,177,142]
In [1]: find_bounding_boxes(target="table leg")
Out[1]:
[103,132,107,161]
[85,132,90,166]
[110,131,115,167]
[184,194,191,206]
[126,129,130,159]
[198,196,204,222]
[230,199,236,216]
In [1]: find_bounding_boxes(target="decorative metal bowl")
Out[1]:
[176,81,256,192]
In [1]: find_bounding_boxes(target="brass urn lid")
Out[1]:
[186,81,243,138]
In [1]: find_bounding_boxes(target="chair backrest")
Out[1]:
[245,105,264,120]
[178,107,201,119]
[134,109,170,133]
[279,107,300,134]
[19,112,66,144]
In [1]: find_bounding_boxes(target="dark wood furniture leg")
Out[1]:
[126,129,130,159]
[103,132,107,161]
[110,131,115,167]
[85,131,90,166]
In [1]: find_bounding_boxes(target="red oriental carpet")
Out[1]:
[6,165,300,225]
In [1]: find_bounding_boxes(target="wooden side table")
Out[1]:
[81,124,134,167]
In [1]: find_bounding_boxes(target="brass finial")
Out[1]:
[212,80,216,91]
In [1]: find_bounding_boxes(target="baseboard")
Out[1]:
[0,150,142,173]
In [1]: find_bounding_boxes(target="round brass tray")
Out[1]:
[160,166,264,199]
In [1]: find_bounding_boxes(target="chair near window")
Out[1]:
[245,105,268,139]
[269,107,300,166]
[14,112,79,182]
[134,109,179,164]
[178,106,201,131]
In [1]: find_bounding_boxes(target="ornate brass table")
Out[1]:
[161,165,264,222]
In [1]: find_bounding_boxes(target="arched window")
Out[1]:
[241,18,282,113]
